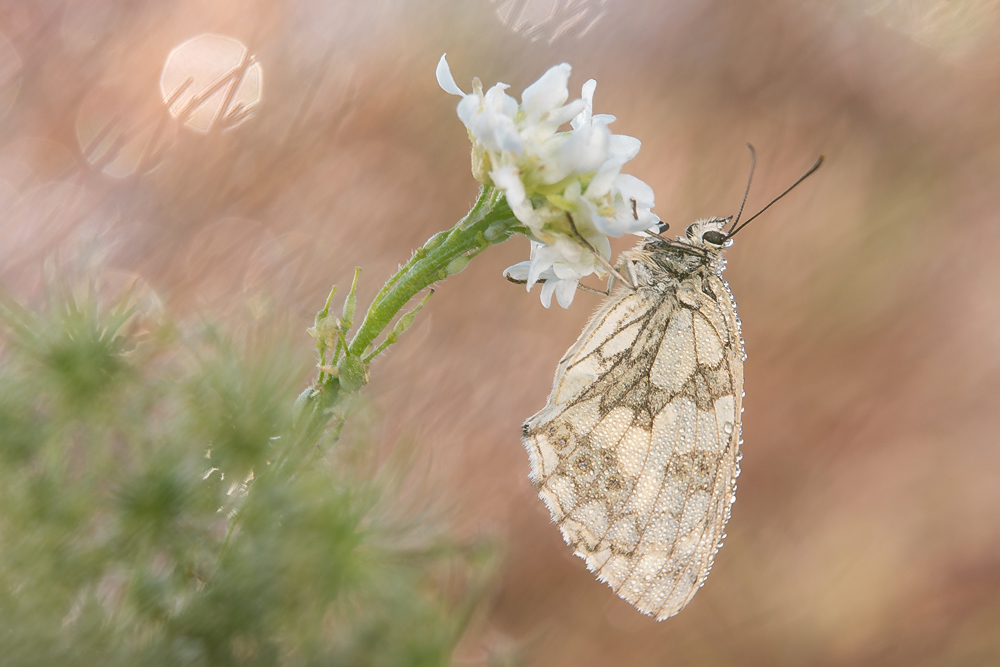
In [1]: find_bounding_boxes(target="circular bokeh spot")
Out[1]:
[159,34,263,134]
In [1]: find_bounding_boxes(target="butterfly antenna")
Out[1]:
[728,143,757,234]
[727,154,824,239]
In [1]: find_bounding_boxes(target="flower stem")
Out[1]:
[345,186,517,361]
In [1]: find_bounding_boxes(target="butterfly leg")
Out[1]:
[565,213,637,290]
[504,257,637,296]
[503,274,613,296]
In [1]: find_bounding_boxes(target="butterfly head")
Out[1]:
[685,217,733,250]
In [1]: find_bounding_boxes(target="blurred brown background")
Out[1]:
[1,0,999,665]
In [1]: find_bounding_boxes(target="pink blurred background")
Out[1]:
[2,1,999,664]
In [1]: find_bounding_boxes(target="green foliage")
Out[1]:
[0,288,490,666]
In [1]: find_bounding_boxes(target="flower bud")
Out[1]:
[337,355,368,392]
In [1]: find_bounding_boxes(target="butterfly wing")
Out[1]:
[522,273,743,619]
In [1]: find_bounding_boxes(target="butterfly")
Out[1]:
[521,149,822,619]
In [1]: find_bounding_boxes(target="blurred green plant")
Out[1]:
[0,284,492,666]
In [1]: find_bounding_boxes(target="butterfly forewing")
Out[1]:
[523,226,744,620]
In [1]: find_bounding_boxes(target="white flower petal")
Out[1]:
[527,243,560,287]
[615,173,655,204]
[601,174,660,235]
[544,99,587,128]
[554,279,578,308]
[521,64,571,118]
[572,79,597,130]
[539,280,557,308]
[559,122,611,176]
[436,54,464,96]
[524,133,574,185]
[503,261,532,282]
[501,90,519,118]
[604,207,658,236]
[473,114,522,154]
[551,260,586,280]
[491,165,538,225]
[587,158,626,198]
[590,215,619,238]
[552,236,584,264]
[564,180,582,199]
[456,94,480,130]
[484,82,516,115]
[609,134,641,161]
[493,166,525,204]
[592,233,612,259]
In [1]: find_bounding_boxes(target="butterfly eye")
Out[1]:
[656,221,670,234]
[702,230,727,245]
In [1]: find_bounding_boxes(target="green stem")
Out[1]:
[364,190,495,312]
[345,187,517,362]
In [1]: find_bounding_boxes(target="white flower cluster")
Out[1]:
[437,55,660,308]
